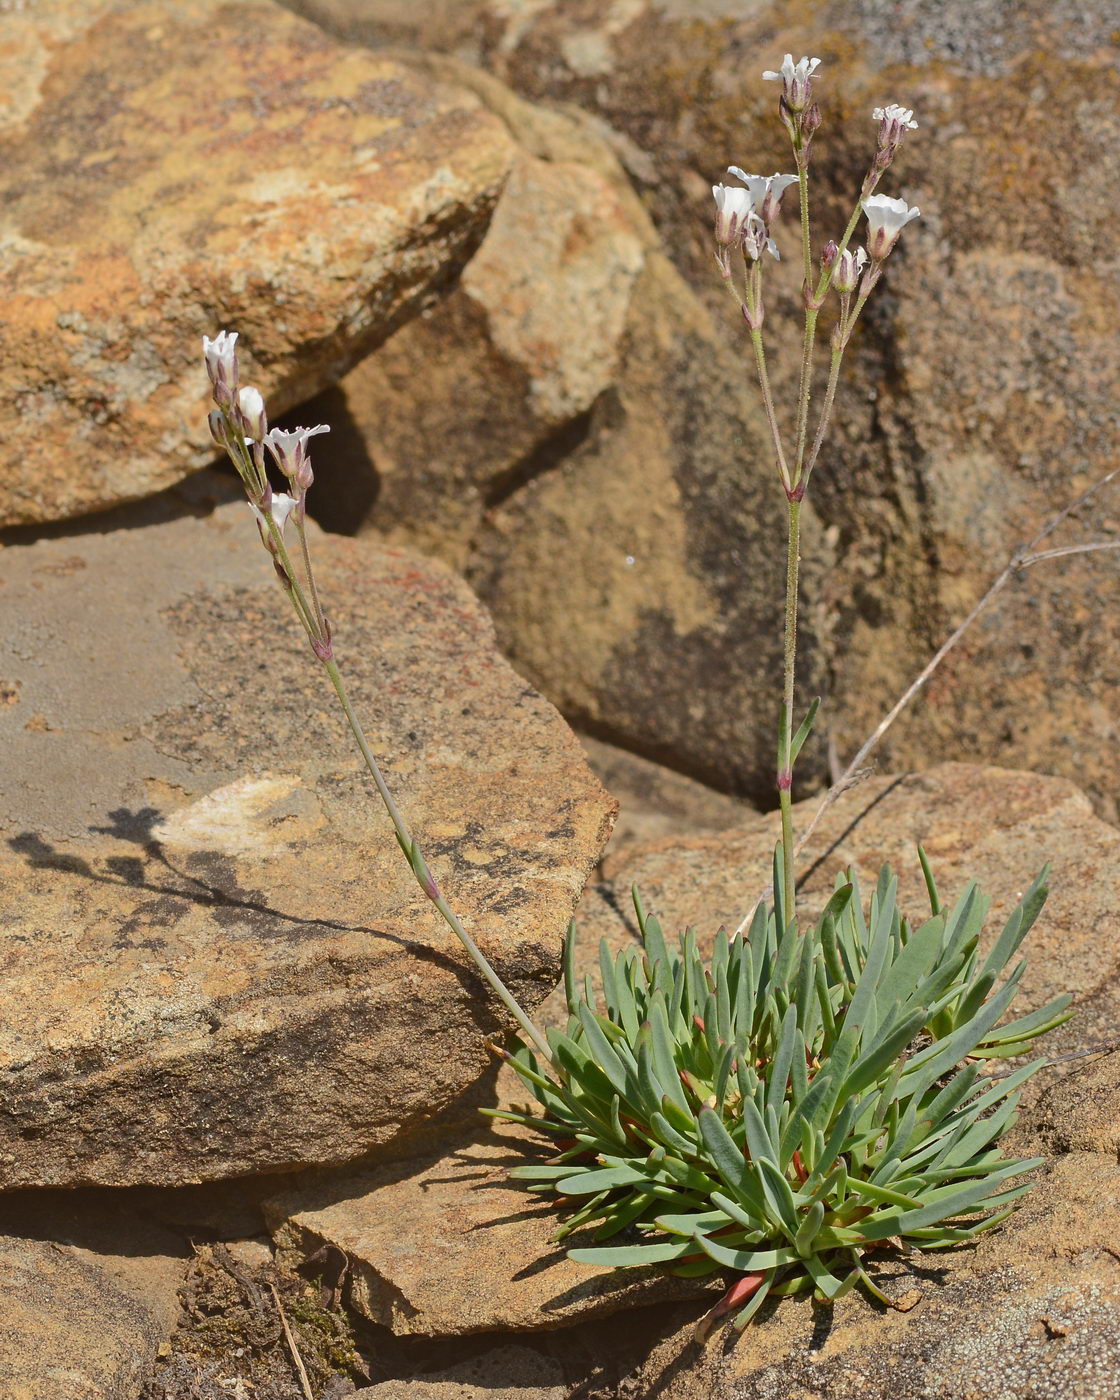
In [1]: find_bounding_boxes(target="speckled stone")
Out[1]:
[0,1194,187,1400]
[266,1121,719,1336]
[0,0,514,526]
[0,475,615,1186]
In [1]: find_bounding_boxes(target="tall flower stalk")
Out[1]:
[716,59,920,908]
[202,332,552,1063]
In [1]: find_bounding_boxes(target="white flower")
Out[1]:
[761,54,821,110]
[833,245,868,294]
[237,386,267,440]
[861,194,921,260]
[712,182,754,245]
[873,104,918,130]
[262,424,331,480]
[727,169,799,210]
[202,330,239,387]
[873,104,918,151]
[249,492,299,537]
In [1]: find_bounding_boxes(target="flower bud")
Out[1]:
[821,240,839,270]
[208,408,231,449]
[832,245,868,293]
[802,102,822,137]
[237,385,267,441]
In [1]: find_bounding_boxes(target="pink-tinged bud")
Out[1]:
[762,54,821,113]
[208,409,231,449]
[821,240,839,269]
[802,102,822,137]
[862,194,920,261]
[712,182,754,246]
[237,386,267,441]
[832,244,868,293]
[202,330,239,391]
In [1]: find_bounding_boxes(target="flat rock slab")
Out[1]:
[356,1346,566,1398]
[266,1122,718,1336]
[0,0,514,526]
[0,477,614,1186]
[0,1195,187,1400]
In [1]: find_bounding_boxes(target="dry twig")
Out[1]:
[735,464,1120,934]
[268,1283,315,1400]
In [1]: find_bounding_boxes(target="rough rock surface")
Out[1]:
[0,475,615,1186]
[355,1346,566,1399]
[629,1152,1120,1400]
[0,1194,187,1400]
[0,0,514,527]
[296,66,827,800]
[281,0,1120,819]
[266,1122,719,1336]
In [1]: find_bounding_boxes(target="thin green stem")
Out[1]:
[802,289,871,490]
[319,655,553,1063]
[797,164,813,291]
[792,308,819,485]
[779,498,802,911]
[745,263,792,491]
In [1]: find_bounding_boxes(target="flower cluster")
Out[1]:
[202,331,331,550]
[713,55,921,342]
[713,169,798,277]
[202,333,334,659]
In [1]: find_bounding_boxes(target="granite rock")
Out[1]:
[266,1122,718,1337]
[0,0,514,526]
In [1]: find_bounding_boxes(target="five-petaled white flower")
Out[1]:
[861,194,921,260]
[761,54,821,110]
[712,182,754,246]
[202,330,239,388]
[873,104,918,149]
[250,491,299,538]
[261,424,331,483]
[727,169,799,212]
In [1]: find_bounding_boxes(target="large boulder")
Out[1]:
[0,0,515,527]
[279,0,1120,820]
[294,67,829,802]
[0,475,615,1186]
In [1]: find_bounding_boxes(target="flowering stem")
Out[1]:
[779,497,801,911]
[796,163,813,292]
[253,486,552,1063]
[792,310,818,484]
[316,655,555,1064]
[801,292,869,490]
